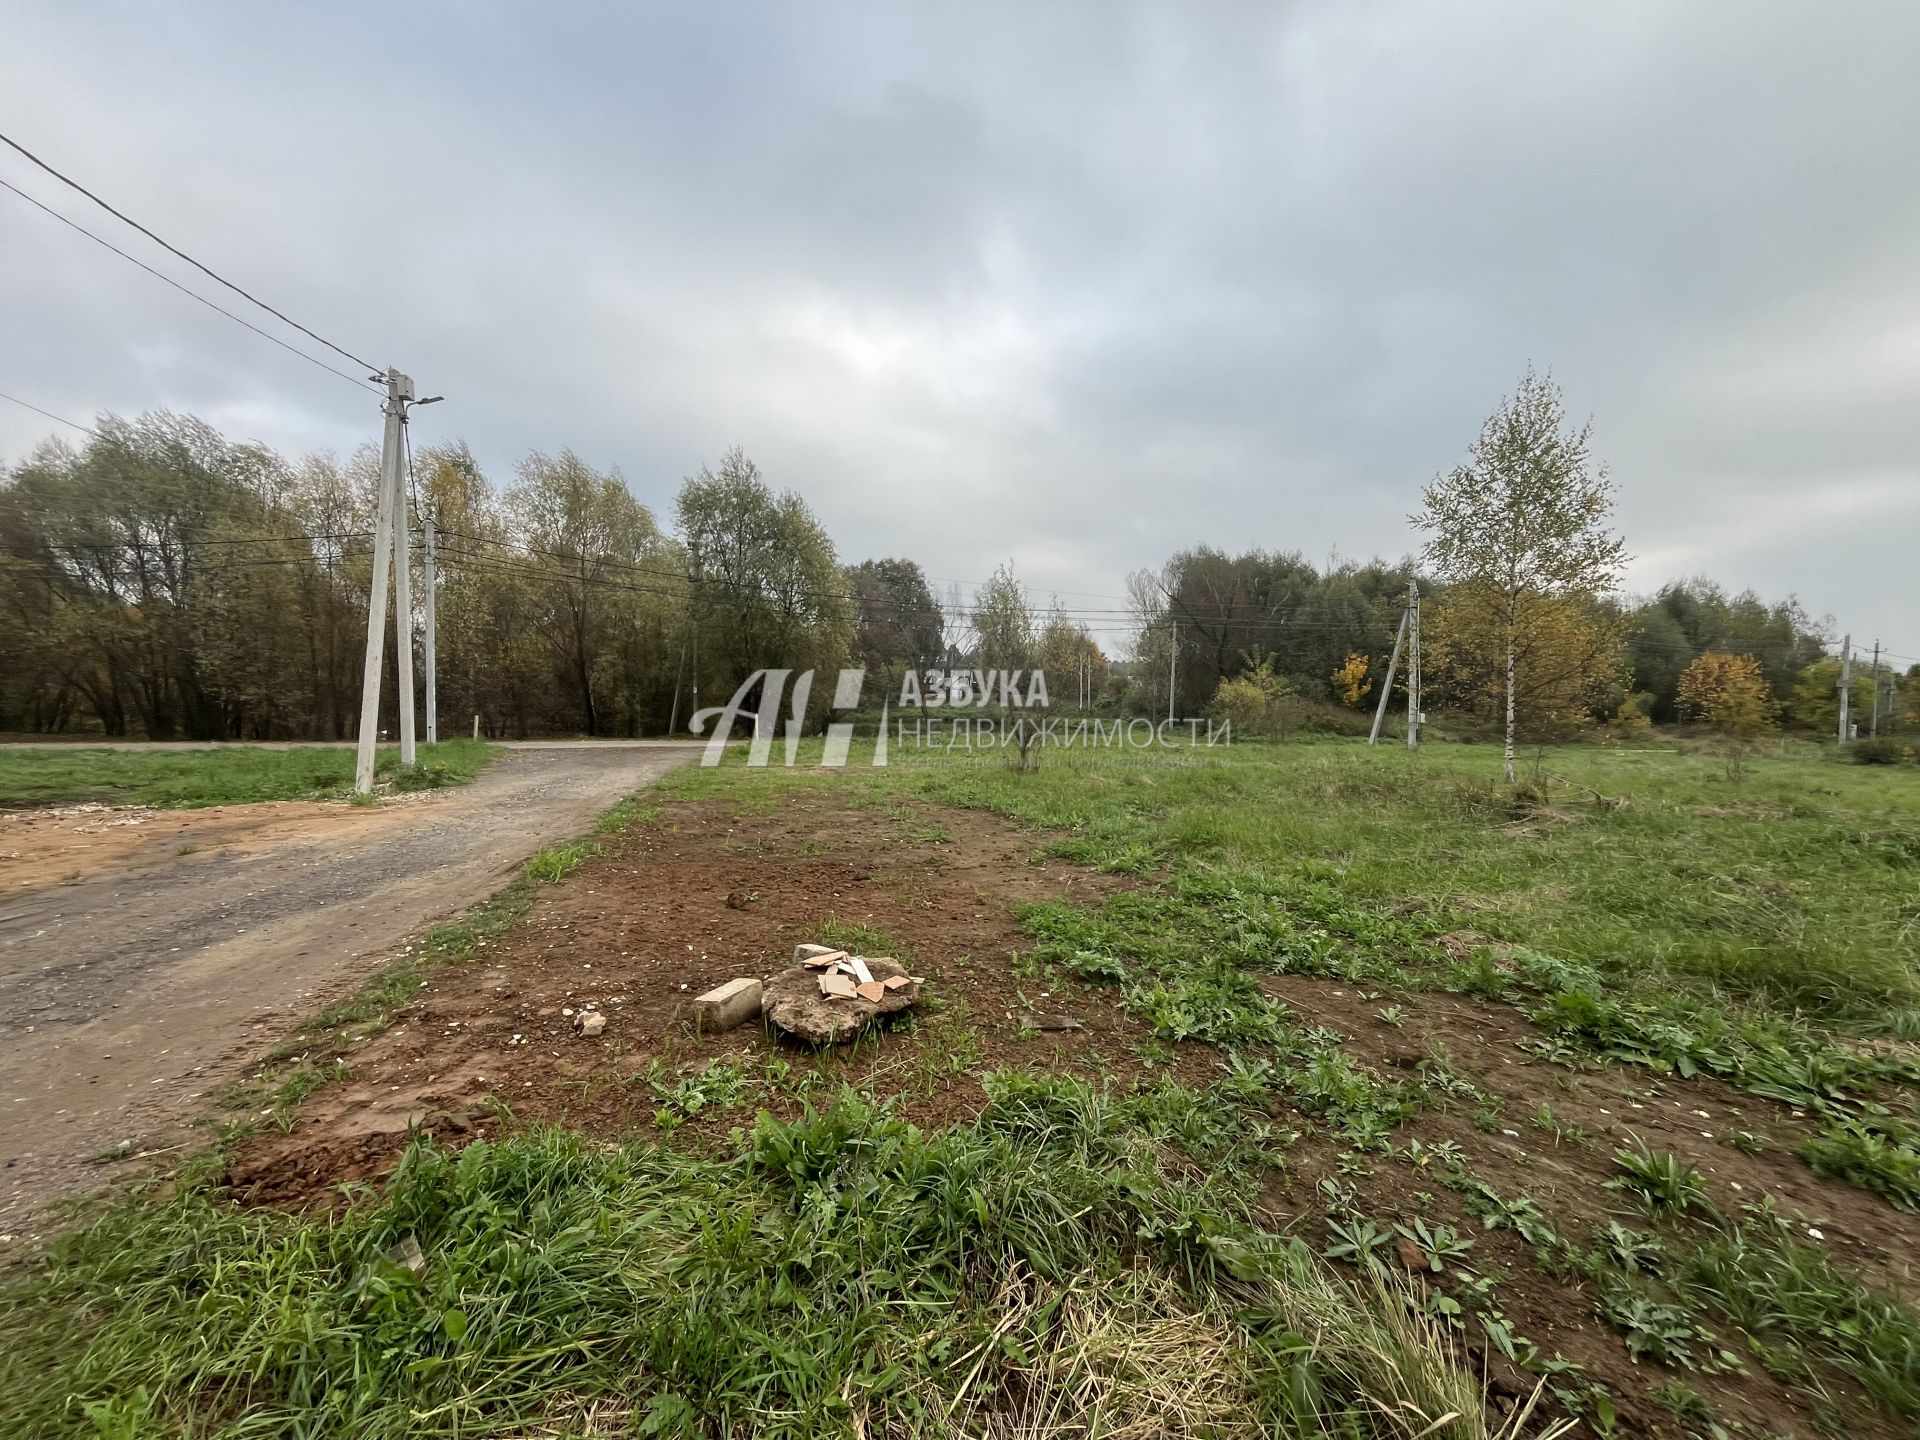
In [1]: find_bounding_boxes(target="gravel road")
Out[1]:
[0,742,701,1236]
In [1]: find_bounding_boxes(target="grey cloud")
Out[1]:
[2,1,1916,651]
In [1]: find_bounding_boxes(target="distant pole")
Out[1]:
[391,412,417,767]
[1838,634,1852,745]
[1405,580,1422,750]
[354,370,413,794]
[668,627,688,736]
[1369,606,1410,746]
[423,511,438,746]
[1167,632,1177,724]
[472,713,479,741]
[1869,639,1881,738]
[689,606,700,721]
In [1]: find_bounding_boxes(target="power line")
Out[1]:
[0,530,371,555]
[0,130,384,377]
[0,176,380,394]
[0,389,100,438]
[0,506,1824,657]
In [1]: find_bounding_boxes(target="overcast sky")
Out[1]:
[4,2,1917,658]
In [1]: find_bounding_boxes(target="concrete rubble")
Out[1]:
[693,976,764,1032]
[761,942,923,1045]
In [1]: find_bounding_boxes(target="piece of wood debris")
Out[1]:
[881,975,912,991]
[847,956,874,984]
[855,980,887,1002]
[799,947,849,970]
[819,972,859,999]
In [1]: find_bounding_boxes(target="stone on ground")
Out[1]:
[693,976,764,1032]
[763,956,919,1045]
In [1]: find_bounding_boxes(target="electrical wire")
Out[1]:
[0,389,100,438]
[0,130,384,377]
[0,176,381,395]
[0,531,371,555]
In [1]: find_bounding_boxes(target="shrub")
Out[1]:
[388,760,455,792]
[1208,656,1294,738]
[1847,737,1913,766]
[1801,1129,1920,1211]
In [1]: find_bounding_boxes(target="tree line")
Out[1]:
[1135,369,1910,763]
[0,416,862,740]
[2,402,1907,746]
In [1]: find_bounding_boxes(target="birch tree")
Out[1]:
[1414,368,1626,781]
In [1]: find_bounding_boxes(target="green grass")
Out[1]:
[0,740,498,809]
[859,740,1920,1028]
[806,738,1920,1142]
[5,1084,1525,1440]
[11,735,1920,1436]
[662,737,1920,1165]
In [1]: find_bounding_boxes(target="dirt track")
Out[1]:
[0,743,701,1236]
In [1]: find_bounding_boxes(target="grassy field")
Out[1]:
[5,736,1918,1438]
[890,739,1920,1031]
[0,739,499,808]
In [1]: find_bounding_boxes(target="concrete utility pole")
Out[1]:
[1369,604,1410,746]
[353,371,441,794]
[423,511,438,745]
[1167,633,1177,725]
[391,414,417,768]
[1869,639,1881,738]
[1405,579,1422,750]
[1838,634,1852,746]
[354,370,412,794]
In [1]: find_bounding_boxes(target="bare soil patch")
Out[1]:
[222,783,1920,1440]
[0,798,413,892]
[226,787,1204,1203]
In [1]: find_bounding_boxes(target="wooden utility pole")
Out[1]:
[423,511,438,745]
[1838,634,1852,746]
[1369,604,1409,746]
[1405,580,1422,750]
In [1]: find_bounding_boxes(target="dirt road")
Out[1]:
[0,743,701,1236]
